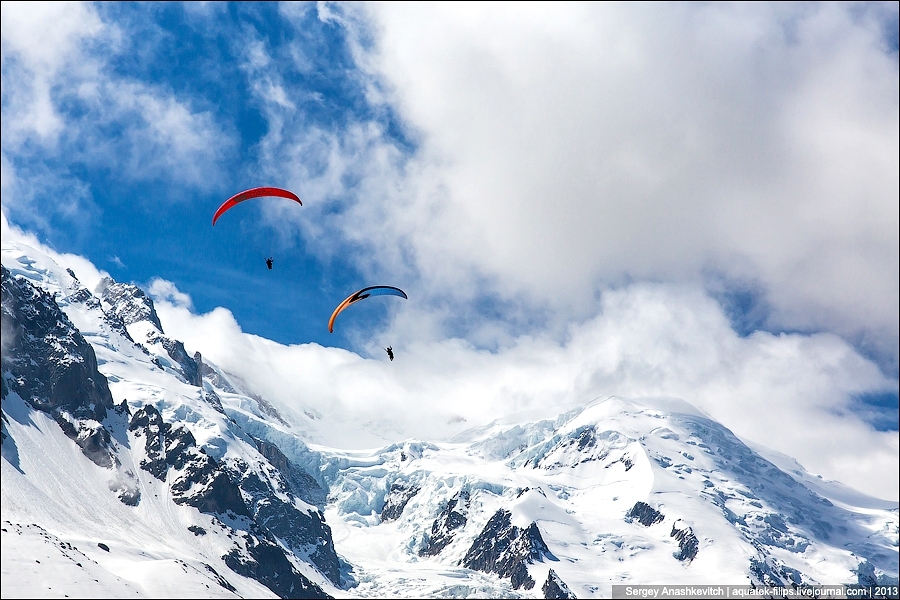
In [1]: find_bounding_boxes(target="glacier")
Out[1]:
[2,238,898,598]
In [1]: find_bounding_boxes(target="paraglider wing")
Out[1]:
[212,186,302,226]
[328,285,408,333]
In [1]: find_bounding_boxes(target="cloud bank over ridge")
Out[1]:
[2,3,897,500]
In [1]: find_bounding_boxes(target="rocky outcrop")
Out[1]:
[224,534,331,599]
[200,362,239,393]
[626,501,665,526]
[155,337,202,386]
[203,387,225,414]
[533,426,634,471]
[129,404,249,516]
[543,568,577,599]
[63,269,134,343]
[95,277,164,332]
[234,464,340,584]
[671,520,699,562]
[381,482,420,522]
[252,437,327,508]
[2,266,116,468]
[95,277,204,386]
[419,489,471,556]
[461,509,551,590]
[128,405,341,586]
[749,554,808,588]
[129,405,196,479]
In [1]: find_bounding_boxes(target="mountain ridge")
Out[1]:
[2,239,897,598]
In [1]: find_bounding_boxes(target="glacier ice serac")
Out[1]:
[2,238,898,599]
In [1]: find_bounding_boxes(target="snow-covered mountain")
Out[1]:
[2,239,898,598]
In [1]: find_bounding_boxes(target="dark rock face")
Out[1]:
[626,501,665,526]
[381,482,420,522]
[172,455,249,517]
[96,277,164,332]
[128,405,341,586]
[461,509,551,590]
[419,490,470,556]
[234,465,340,585]
[129,405,195,479]
[2,266,114,421]
[129,404,249,516]
[224,534,331,599]
[156,336,202,386]
[203,388,225,414]
[54,414,115,468]
[94,277,203,387]
[2,266,116,467]
[253,438,327,508]
[543,568,577,599]
[749,555,806,588]
[671,521,699,562]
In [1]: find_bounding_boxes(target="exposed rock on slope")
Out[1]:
[381,482,420,522]
[2,265,116,468]
[461,508,552,590]
[95,277,164,332]
[543,568,577,599]
[419,489,470,556]
[626,501,665,526]
[3,262,339,598]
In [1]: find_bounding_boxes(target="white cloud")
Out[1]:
[84,81,231,188]
[1,210,109,294]
[1,1,105,144]
[1,151,98,238]
[2,2,896,505]
[147,278,193,311]
[1,2,232,194]
[5,192,897,501]
[283,3,898,370]
[152,278,899,501]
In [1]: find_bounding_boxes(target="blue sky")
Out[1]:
[3,3,404,348]
[2,2,898,498]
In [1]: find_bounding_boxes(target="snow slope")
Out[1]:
[2,238,898,598]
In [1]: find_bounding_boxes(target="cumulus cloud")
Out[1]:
[1,2,233,215]
[0,1,106,144]
[2,3,896,504]
[1,211,110,294]
[149,277,898,501]
[278,3,898,372]
[147,277,194,310]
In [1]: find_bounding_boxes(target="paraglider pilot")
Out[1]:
[266,257,274,270]
[385,346,394,361]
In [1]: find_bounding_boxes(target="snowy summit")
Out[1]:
[2,236,897,598]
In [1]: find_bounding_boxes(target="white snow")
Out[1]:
[3,237,898,598]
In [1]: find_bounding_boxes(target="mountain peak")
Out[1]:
[2,239,898,599]
[95,276,164,334]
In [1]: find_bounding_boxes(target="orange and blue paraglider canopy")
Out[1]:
[328,286,408,333]
[212,187,302,226]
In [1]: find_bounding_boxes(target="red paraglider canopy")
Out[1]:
[212,187,302,226]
